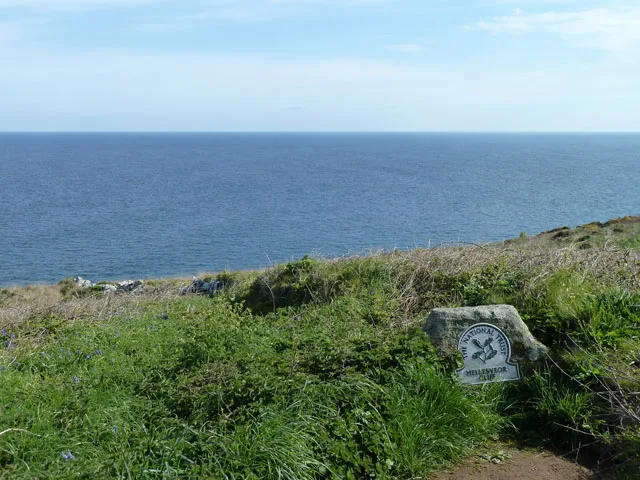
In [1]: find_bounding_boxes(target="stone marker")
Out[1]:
[423,305,548,385]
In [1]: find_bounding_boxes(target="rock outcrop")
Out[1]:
[73,276,94,288]
[71,277,143,294]
[116,280,144,293]
[182,277,223,296]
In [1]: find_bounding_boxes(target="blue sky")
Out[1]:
[1,0,639,131]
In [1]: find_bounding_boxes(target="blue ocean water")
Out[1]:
[1,133,639,286]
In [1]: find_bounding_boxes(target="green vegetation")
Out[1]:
[2,217,640,478]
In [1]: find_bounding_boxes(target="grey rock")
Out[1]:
[423,305,548,363]
[183,277,223,296]
[73,276,94,288]
[100,284,117,292]
[116,280,144,293]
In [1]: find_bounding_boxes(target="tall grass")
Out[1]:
[386,361,502,476]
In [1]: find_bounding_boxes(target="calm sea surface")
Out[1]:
[1,133,639,286]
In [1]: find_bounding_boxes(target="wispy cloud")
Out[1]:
[479,0,600,5]
[472,7,640,52]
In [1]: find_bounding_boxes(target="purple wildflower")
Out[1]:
[61,451,75,461]
[73,375,79,384]
[1,329,5,337]
[10,333,15,339]
[113,426,118,434]
[84,354,91,360]
[96,349,103,356]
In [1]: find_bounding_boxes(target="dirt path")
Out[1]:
[432,449,598,480]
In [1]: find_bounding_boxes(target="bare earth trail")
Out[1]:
[432,449,600,480]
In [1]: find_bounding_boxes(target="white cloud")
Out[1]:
[473,7,640,52]
[479,0,600,4]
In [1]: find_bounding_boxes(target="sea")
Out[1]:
[1,133,639,286]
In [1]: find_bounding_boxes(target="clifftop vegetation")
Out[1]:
[1,217,640,478]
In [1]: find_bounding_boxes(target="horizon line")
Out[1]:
[2,130,640,134]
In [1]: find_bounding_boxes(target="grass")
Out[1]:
[1,217,640,478]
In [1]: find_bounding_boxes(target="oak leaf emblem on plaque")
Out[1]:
[471,337,497,364]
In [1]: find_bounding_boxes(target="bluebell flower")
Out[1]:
[113,426,118,434]
[1,329,5,337]
[84,354,91,360]
[96,349,103,356]
[10,333,15,339]
[61,451,75,461]
[73,375,79,383]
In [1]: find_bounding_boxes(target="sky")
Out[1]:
[1,0,639,131]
